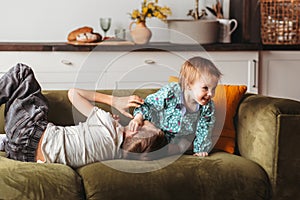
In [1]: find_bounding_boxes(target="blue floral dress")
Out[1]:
[133,82,216,153]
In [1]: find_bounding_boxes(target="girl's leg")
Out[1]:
[0,63,49,162]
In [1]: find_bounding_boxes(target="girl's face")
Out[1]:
[187,74,219,106]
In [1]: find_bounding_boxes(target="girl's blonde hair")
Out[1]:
[179,56,222,90]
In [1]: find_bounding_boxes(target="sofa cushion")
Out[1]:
[212,84,247,153]
[0,157,84,200]
[42,90,86,126]
[0,150,5,157]
[168,76,247,153]
[77,153,271,200]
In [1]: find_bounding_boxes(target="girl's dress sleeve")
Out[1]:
[133,83,176,121]
[193,100,216,153]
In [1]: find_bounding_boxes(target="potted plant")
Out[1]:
[167,0,221,44]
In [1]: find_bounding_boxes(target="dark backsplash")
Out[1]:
[230,0,261,43]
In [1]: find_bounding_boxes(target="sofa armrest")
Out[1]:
[236,94,300,199]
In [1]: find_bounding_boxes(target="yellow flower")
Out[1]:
[147,2,155,10]
[153,11,159,17]
[131,9,140,19]
[130,0,171,23]
[142,8,147,15]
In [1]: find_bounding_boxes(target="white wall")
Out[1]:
[0,0,229,42]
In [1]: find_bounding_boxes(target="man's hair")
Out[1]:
[179,56,222,90]
[121,121,168,160]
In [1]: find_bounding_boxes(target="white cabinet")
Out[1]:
[0,50,259,92]
[97,51,185,90]
[207,51,258,93]
[0,51,92,90]
[97,51,258,93]
[260,51,300,101]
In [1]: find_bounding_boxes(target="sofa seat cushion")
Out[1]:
[77,152,271,200]
[0,156,84,200]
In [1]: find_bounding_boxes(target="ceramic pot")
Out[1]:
[129,21,152,44]
[167,19,219,44]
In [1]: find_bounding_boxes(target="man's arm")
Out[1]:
[68,88,143,117]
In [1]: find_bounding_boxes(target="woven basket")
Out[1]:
[260,0,300,44]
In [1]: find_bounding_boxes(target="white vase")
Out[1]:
[129,21,152,44]
[167,19,219,44]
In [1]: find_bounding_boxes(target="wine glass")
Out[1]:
[100,18,111,38]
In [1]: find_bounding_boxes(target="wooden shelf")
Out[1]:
[0,42,298,52]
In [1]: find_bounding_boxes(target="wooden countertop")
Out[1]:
[0,42,299,51]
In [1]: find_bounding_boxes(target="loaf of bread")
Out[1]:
[67,26,102,43]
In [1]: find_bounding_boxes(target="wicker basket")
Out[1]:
[260,0,300,44]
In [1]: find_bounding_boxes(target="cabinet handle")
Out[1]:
[252,59,257,88]
[61,59,73,65]
[144,59,156,64]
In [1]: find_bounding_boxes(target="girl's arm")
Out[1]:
[68,88,143,117]
[130,83,178,132]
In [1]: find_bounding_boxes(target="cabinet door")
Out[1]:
[261,51,300,101]
[0,51,97,90]
[209,51,259,93]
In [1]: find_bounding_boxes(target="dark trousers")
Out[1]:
[0,63,48,162]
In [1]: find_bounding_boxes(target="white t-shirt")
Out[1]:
[41,107,124,168]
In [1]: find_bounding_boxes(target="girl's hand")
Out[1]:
[128,118,143,132]
[193,152,209,157]
[112,114,120,121]
[128,114,144,132]
[112,95,144,118]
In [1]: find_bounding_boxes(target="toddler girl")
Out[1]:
[128,56,222,157]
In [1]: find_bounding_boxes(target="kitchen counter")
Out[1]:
[0,42,299,52]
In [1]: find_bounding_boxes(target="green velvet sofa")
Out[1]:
[0,89,299,200]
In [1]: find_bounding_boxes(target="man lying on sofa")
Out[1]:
[0,63,170,168]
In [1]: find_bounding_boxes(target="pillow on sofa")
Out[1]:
[168,76,247,154]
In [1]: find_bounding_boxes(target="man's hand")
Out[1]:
[112,95,144,118]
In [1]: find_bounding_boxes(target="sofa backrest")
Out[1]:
[0,89,159,133]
